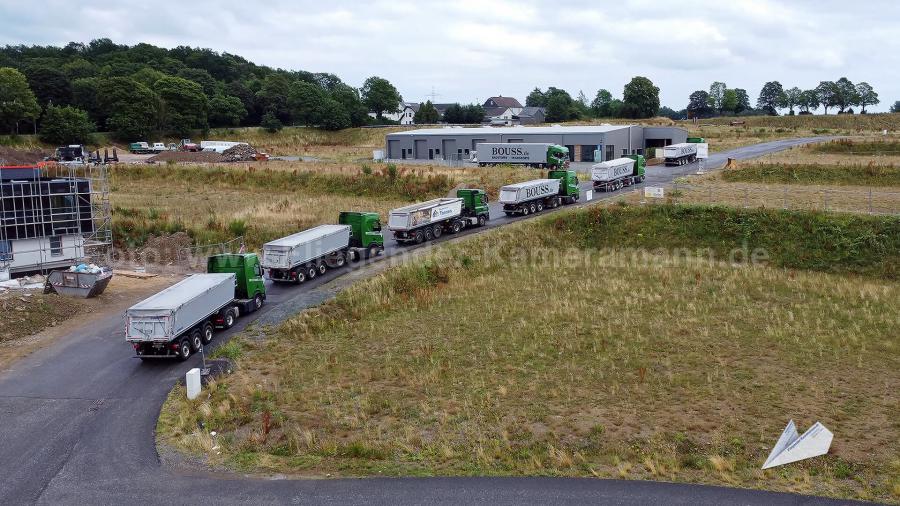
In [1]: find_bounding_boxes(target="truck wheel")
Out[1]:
[201,323,214,345]
[432,225,442,238]
[529,202,537,214]
[536,201,544,212]
[450,220,462,233]
[521,206,529,216]
[367,244,380,258]
[254,293,264,310]
[414,230,425,243]
[178,339,191,361]
[334,252,347,268]
[424,228,434,241]
[296,270,306,284]
[307,265,317,279]
[224,310,236,329]
[190,329,203,352]
[317,262,327,275]
[477,215,487,227]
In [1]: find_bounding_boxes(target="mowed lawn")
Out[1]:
[159,205,900,503]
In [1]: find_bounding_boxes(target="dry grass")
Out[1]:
[109,160,539,249]
[206,126,416,160]
[158,209,900,503]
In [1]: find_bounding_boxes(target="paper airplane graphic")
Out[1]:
[762,420,833,469]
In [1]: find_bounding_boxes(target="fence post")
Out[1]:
[673,181,678,205]
[868,189,873,214]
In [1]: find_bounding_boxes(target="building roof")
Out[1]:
[517,107,545,118]
[484,96,523,109]
[483,106,508,118]
[386,125,633,137]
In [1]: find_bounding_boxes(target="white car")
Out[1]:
[151,143,168,153]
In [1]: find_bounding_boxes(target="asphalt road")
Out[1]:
[0,136,859,505]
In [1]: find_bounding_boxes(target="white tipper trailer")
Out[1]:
[663,143,698,166]
[475,143,556,167]
[125,273,235,361]
[261,224,352,283]
[499,178,562,216]
[591,157,637,191]
[389,198,465,244]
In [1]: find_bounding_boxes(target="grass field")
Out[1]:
[158,204,900,503]
[109,161,538,249]
[719,163,900,187]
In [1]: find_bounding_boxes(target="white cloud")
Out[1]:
[0,0,896,111]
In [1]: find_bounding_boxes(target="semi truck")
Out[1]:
[474,143,570,169]
[499,169,580,216]
[389,188,489,244]
[126,253,266,361]
[663,143,698,166]
[591,155,646,192]
[261,212,384,283]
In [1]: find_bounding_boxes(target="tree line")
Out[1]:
[686,78,881,119]
[0,39,405,143]
[524,76,661,122]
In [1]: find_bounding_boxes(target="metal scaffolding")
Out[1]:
[0,162,112,276]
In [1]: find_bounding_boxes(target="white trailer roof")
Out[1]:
[129,273,234,311]
[666,143,695,148]
[500,178,558,190]
[391,197,461,214]
[265,225,349,248]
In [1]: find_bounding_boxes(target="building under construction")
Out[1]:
[0,163,111,278]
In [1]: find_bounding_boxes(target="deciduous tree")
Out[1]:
[687,90,712,118]
[361,76,401,118]
[0,67,41,134]
[816,81,839,114]
[525,88,546,107]
[784,87,802,115]
[622,76,660,119]
[39,105,95,144]
[591,89,613,117]
[756,81,786,115]
[414,100,440,124]
[208,94,247,127]
[833,77,858,113]
[708,81,727,113]
[153,75,208,136]
[855,82,878,113]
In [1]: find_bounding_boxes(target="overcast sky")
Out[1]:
[1,0,897,111]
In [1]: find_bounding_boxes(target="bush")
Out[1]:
[39,105,95,144]
[260,112,283,133]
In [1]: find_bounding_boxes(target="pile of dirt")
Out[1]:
[138,232,194,263]
[0,146,48,165]
[147,151,224,163]
[221,144,258,162]
[0,291,86,343]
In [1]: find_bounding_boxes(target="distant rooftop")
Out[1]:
[387,125,633,137]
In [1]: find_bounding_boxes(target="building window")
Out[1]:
[0,240,11,261]
[622,148,628,156]
[50,236,63,257]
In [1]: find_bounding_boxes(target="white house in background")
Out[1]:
[482,96,525,125]
[368,102,419,125]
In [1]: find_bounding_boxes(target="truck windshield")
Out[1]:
[372,221,382,231]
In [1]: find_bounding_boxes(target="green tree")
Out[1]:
[96,77,158,140]
[360,76,401,118]
[622,76,660,118]
[733,88,751,114]
[0,67,41,134]
[260,111,282,133]
[756,81,786,115]
[687,90,712,118]
[39,105,95,144]
[208,94,247,127]
[414,100,440,124]
[590,89,613,117]
[891,101,900,113]
[131,67,167,88]
[317,99,351,131]
[525,88,546,107]
[23,64,72,107]
[799,89,820,114]
[61,58,98,80]
[833,77,857,113]
[256,74,292,123]
[855,82,878,113]
[545,88,576,122]
[784,87,802,115]
[721,89,738,114]
[461,104,485,123]
[442,103,464,123]
[153,76,208,136]
[708,81,727,113]
[287,81,327,125]
[816,81,839,114]
[177,67,220,96]
[330,83,368,127]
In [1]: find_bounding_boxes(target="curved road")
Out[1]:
[0,137,858,505]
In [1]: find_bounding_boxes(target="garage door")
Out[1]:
[414,140,427,159]
[388,140,400,159]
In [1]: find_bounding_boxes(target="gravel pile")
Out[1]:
[147,151,224,163]
[221,144,258,162]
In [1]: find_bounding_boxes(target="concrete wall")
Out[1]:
[7,234,84,273]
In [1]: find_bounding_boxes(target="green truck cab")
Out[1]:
[686,137,706,143]
[624,154,647,181]
[207,253,266,306]
[457,188,490,224]
[547,145,570,169]
[547,169,581,204]
[339,211,384,258]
